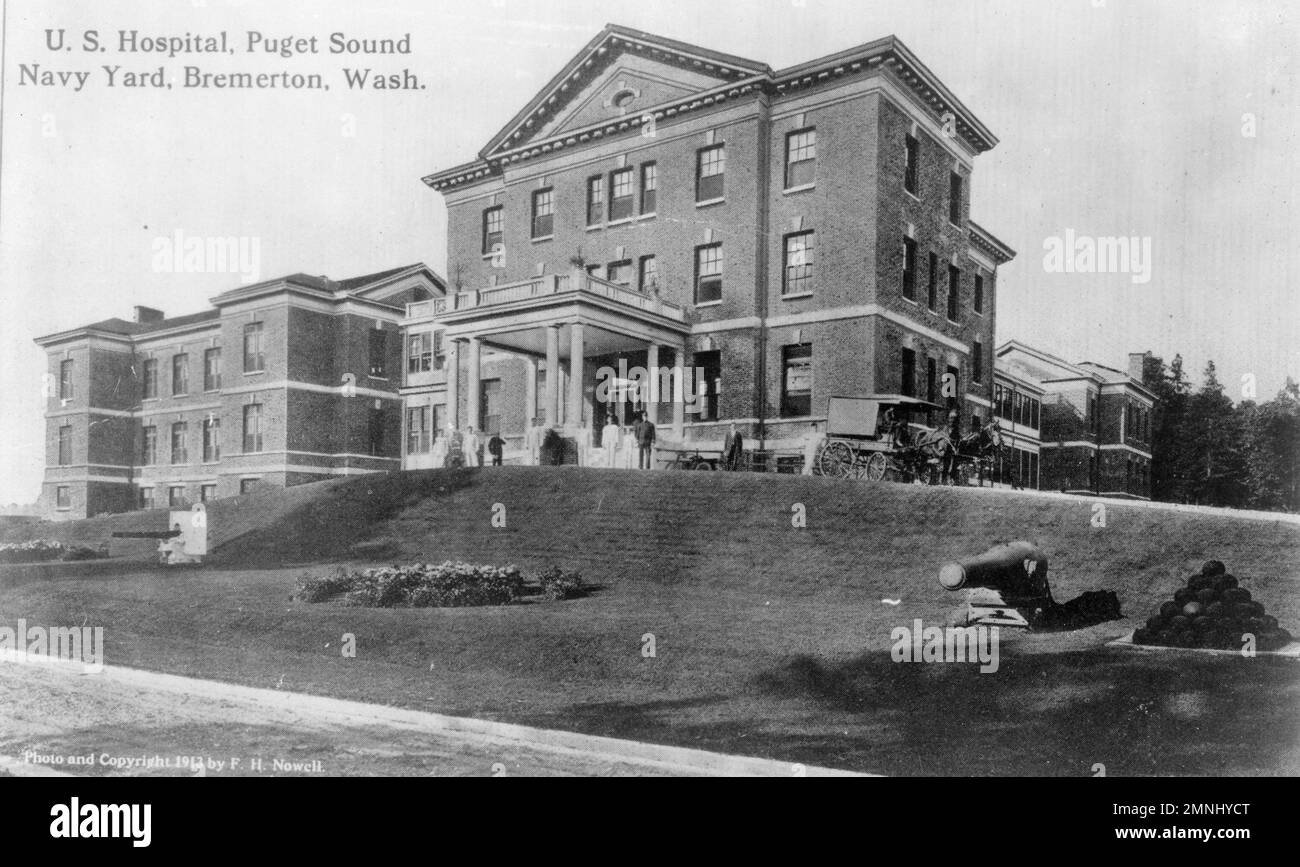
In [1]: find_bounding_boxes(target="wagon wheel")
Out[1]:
[864,452,889,482]
[692,458,715,471]
[819,441,855,478]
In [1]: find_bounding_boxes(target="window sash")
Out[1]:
[607,261,633,285]
[532,190,553,238]
[786,130,816,188]
[171,423,188,464]
[695,245,723,303]
[950,172,963,223]
[639,256,658,293]
[640,163,657,214]
[586,177,604,225]
[203,419,221,462]
[697,147,725,201]
[204,349,222,390]
[407,333,432,374]
[973,275,984,313]
[947,266,960,320]
[172,355,188,395]
[609,169,634,221]
[369,331,387,377]
[243,324,264,372]
[58,427,72,465]
[482,207,503,254]
[406,407,431,454]
[59,360,74,399]
[902,237,917,300]
[927,254,938,310]
[904,135,919,194]
[142,428,157,465]
[143,360,158,398]
[243,405,263,453]
[783,232,815,295]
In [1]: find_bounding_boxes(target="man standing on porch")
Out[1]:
[802,422,822,476]
[637,411,656,470]
[601,415,619,468]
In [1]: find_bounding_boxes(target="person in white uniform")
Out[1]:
[601,415,620,468]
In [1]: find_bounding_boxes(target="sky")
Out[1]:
[0,0,1296,504]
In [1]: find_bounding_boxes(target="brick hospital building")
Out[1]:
[406,24,1015,459]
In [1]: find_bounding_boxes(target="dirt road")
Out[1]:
[0,653,862,777]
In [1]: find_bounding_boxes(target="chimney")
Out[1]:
[134,306,165,324]
[1128,351,1149,382]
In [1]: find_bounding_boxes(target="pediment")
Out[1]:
[484,27,767,158]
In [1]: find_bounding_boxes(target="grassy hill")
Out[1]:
[3,468,1298,776]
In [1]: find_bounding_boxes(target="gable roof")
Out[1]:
[424,25,999,192]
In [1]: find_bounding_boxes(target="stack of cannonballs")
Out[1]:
[1133,560,1293,651]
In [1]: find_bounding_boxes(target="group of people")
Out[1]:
[597,411,657,469]
[432,425,506,468]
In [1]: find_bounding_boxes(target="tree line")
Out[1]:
[1142,355,1300,512]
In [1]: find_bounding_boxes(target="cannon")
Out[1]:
[939,541,1053,628]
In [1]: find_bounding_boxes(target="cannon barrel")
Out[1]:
[939,541,1049,598]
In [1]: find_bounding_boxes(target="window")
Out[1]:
[243,322,264,373]
[204,348,222,391]
[904,134,919,195]
[902,237,917,301]
[59,359,74,400]
[946,365,960,408]
[901,348,916,397]
[368,330,387,378]
[926,358,937,404]
[433,331,445,370]
[169,486,186,508]
[926,253,938,311]
[141,426,158,466]
[171,422,188,465]
[243,403,263,453]
[142,359,158,399]
[973,274,984,314]
[947,265,960,321]
[607,260,633,286]
[785,128,816,189]
[638,255,658,293]
[406,406,431,454]
[480,380,502,435]
[531,188,554,238]
[640,162,657,214]
[696,145,725,202]
[368,408,385,456]
[694,244,723,304]
[203,416,221,463]
[482,206,503,254]
[1031,398,1041,430]
[57,425,72,465]
[239,479,258,495]
[140,488,155,510]
[609,168,634,221]
[201,484,217,504]
[407,333,432,374]
[172,353,189,396]
[586,176,604,226]
[585,264,604,280]
[55,486,70,510]
[433,404,447,440]
[781,344,812,417]
[783,232,815,296]
[949,171,963,224]
[973,341,983,384]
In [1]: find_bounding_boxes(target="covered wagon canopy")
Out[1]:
[826,395,945,439]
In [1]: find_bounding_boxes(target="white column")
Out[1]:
[545,325,560,426]
[647,343,660,426]
[568,322,584,432]
[446,340,460,430]
[672,346,686,440]
[466,337,481,432]
[524,358,537,426]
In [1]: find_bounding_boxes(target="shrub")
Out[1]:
[296,561,524,608]
[295,568,355,603]
[0,540,66,564]
[536,566,585,600]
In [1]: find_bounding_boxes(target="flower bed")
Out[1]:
[0,540,109,564]
[296,561,585,608]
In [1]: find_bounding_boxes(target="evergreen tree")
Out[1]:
[1245,379,1300,511]
[1143,353,1193,502]
[1186,361,1250,506]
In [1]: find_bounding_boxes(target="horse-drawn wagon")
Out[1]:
[816,395,1003,485]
